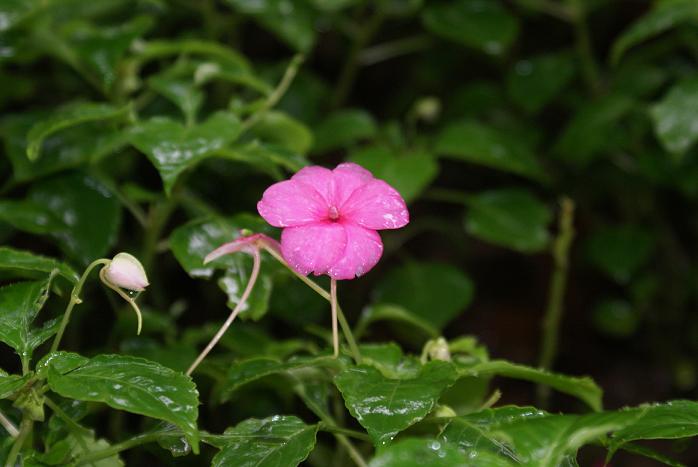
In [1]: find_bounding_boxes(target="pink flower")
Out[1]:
[257,163,409,280]
[102,252,149,292]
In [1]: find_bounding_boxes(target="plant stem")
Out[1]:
[44,397,93,461]
[332,9,384,108]
[330,279,339,358]
[318,422,371,442]
[241,53,304,132]
[537,197,575,407]
[74,431,163,466]
[0,411,18,438]
[569,0,601,93]
[294,385,368,467]
[262,245,362,364]
[99,268,144,335]
[186,249,261,376]
[50,259,111,353]
[5,415,32,467]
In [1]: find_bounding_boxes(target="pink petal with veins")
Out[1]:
[281,222,347,276]
[291,166,334,204]
[257,179,327,227]
[332,162,374,207]
[328,223,383,280]
[340,179,409,230]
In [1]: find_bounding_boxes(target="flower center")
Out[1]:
[328,205,340,221]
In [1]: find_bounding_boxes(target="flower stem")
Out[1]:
[186,249,261,376]
[50,259,111,353]
[241,53,304,132]
[537,197,575,407]
[262,245,362,364]
[0,410,18,438]
[330,279,339,358]
[5,415,32,467]
[73,431,164,466]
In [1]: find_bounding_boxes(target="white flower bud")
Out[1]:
[103,253,149,292]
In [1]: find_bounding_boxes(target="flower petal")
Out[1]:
[291,166,334,204]
[340,180,410,230]
[281,222,347,276]
[328,223,383,280]
[257,179,327,227]
[332,162,374,207]
[104,253,149,291]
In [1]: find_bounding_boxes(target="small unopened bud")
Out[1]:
[427,337,451,362]
[103,253,149,292]
[413,97,441,123]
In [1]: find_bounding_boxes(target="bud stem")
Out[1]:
[186,249,261,376]
[51,259,111,353]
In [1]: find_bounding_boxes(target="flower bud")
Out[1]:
[103,253,149,292]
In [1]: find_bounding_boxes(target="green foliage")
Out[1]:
[1,0,697,465]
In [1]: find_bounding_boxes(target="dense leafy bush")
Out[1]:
[1,0,698,465]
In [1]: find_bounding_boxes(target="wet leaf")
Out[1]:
[209,415,318,467]
[28,172,121,265]
[612,0,698,63]
[26,102,130,161]
[368,438,497,467]
[374,261,474,330]
[0,246,79,283]
[464,188,552,253]
[422,0,519,55]
[435,121,545,180]
[335,361,458,447]
[129,111,242,195]
[312,109,376,154]
[46,353,200,453]
[506,52,575,114]
[650,78,698,155]
[0,277,53,365]
[349,146,438,202]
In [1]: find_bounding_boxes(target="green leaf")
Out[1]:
[554,95,635,165]
[129,111,242,195]
[251,111,313,154]
[46,353,200,453]
[169,215,278,320]
[608,400,698,453]
[0,0,45,32]
[133,39,252,75]
[422,0,519,55]
[585,225,654,283]
[149,71,204,125]
[348,146,438,202]
[435,121,545,180]
[355,304,440,340]
[1,111,128,182]
[209,416,318,467]
[28,172,121,265]
[0,372,30,400]
[650,78,698,155]
[458,360,602,411]
[223,0,316,52]
[592,299,638,338]
[50,16,152,92]
[220,356,343,402]
[169,215,273,278]
[611,0,698,63]
[464,188,552,253]
[0,246,79,283]
[334,361,458,447]
[368,438,501,467]
[506,52,575,114]
[374,261,474,330]
[312,109,377,154]
[26,102,130,161]
[0,278,52,364]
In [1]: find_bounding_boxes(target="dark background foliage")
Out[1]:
[1,0,698,465]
